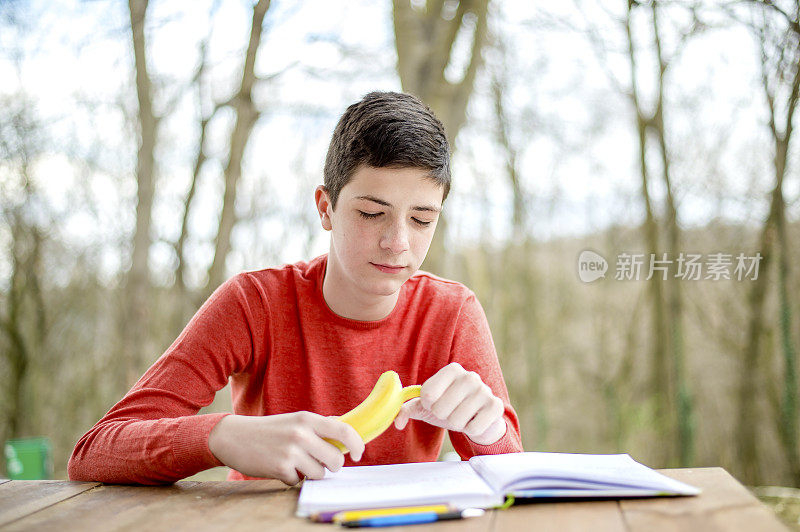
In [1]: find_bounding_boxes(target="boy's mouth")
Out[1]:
[370,262,405,274]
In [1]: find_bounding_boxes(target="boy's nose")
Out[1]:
[380,221,410,254]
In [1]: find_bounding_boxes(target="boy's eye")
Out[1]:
[358,210,433,227]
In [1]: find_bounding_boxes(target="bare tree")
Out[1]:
[736,0,800,486]
[490,59,524,236]
[487,31,547,447]
[0,95,48,440]
[122,0,158,388]
[173,10,222,331]
[622,2,670,462]
[568,0,707,465]
[392,0,491,274]
[205,0,271,295]
[648,0,697,468]
[619,0,700,466]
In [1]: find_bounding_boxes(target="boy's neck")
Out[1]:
[322,259,400,321]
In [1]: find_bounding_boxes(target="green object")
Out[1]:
[4,437,53,480]
[498,494,515,510]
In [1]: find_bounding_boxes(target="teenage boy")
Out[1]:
[69,91,523,486]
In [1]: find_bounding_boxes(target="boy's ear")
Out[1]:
[314,185,333,231]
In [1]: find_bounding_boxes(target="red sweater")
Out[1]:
[68,255,523,484]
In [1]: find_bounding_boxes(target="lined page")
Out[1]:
[296,461,500,516]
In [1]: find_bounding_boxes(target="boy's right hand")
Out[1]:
[207,411,364,485]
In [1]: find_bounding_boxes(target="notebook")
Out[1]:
[295,451,700,517]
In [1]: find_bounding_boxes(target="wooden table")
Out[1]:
[0,468,788,531]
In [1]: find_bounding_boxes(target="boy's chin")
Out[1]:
[365,278,408,297]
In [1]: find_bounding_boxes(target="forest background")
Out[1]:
[1,0,799,496]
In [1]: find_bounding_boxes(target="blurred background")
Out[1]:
[1,0,798,501]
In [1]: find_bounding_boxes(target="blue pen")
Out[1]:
[340,508,485,528]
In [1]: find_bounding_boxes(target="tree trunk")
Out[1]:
[624,0,672,466]
[4,221,31,438]
[737,180,778,485]
[738,4,800,485]
[1,151,47,440]
[773,39,800,485]
[775,136,800,485]
[491,69,524,237]
[205,0,270,295]
[489,56,544,446]
[124,0,157,388]
[174,41,216,333]
[650,1,693,467]
[392,0,490,275]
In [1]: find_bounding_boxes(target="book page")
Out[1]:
[296,461,500,517]
[469,452,699,495]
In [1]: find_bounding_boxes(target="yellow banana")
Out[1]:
[325,370,421,453]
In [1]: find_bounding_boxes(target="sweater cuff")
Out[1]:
[466,419,519,456]
[171,413,231,477]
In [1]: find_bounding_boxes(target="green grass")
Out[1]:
[753,486,800,530]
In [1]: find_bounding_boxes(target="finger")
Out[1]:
[277,465,302,486]
[429,372,482,421]
[467,418,507,445]
[316,417,365,461]
[447,392,488,432]
[464,398,504,437]
[395,399,423,430]
[394,402,410,430]
[396,400,449,429]
[293,451,328,481]
[401,400,455,429]
[421,362,465,409]
[303,431,347,473]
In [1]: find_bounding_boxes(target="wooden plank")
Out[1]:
[5,481,312,532]
[621,467,788,531]
[492,499,627,532]
[2,469,788,531]
[6,480,495,532]
[0,480,100,527]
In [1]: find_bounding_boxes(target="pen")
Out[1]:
[340,508,485,528]
[332,504,454,523]
[310,504,453,523]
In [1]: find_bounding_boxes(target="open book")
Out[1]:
[296,452,700,517]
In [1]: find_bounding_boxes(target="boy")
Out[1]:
[68,91,523,486]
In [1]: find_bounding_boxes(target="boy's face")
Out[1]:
[316,165,443,298]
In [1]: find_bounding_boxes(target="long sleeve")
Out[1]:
[68,273,267,484]
[446,292,524,459]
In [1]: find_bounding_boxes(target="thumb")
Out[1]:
[394,398,422,430]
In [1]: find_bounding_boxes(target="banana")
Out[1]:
[325,370,421,453]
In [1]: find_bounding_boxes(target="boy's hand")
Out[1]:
[394,362,507,445]
[207,411,364,485]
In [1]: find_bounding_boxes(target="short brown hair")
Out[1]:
[323,91,451,209]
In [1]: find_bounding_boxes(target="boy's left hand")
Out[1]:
[394,362,507,445]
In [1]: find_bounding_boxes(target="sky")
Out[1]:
[0,0,795,287]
